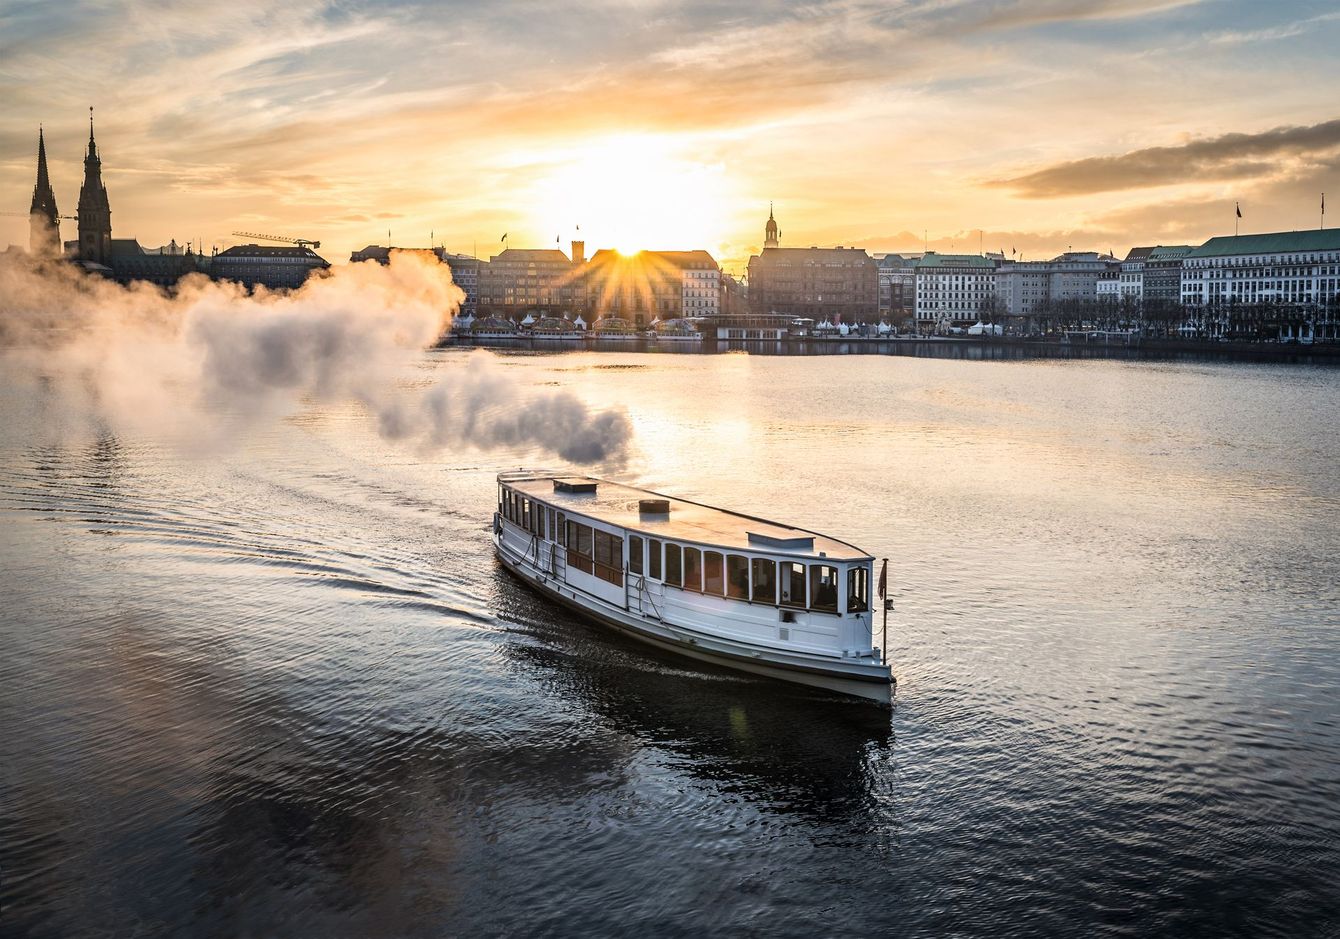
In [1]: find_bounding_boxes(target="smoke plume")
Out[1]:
[0,251,632,465]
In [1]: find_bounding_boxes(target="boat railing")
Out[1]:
[629,572,663,620]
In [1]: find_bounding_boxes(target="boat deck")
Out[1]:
[500,471,869,561]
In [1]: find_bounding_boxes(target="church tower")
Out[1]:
[77,108,112,265]
[764,203,779,249]
[29,126,61,257]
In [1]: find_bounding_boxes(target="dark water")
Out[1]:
[2,350,1338,936]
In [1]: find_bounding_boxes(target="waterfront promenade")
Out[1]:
[444,332,1340,364]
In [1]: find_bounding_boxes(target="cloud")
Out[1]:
[992,118,1340,197]
[1207,10,1340,45]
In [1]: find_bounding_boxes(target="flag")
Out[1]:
[1011,245,1016,256]
[501,232,508,242]
[1236,203,1242,219]
[1323,193,1327,214]
[877,559,888,600]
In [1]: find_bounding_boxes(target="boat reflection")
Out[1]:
[493,565,894,822]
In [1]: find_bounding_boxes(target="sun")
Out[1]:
[531,135,732,256]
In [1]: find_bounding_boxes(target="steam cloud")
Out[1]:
[0,251,633,465]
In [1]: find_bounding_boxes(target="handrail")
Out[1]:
[633,573,663,620]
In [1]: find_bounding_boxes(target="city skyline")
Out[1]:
[2,0,1338,272]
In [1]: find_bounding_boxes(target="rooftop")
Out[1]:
[490,248,572,263]
[1187,229,1340,258]
[500,471,870,561]
[218,244,326,260]
[914,253,996,269]
[1148,245,1193,261]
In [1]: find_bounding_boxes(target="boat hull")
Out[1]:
[494,534,893,705]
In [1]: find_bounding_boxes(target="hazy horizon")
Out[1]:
[2,0,1337,273]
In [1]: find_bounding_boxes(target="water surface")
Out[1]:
[2,351,1338,936]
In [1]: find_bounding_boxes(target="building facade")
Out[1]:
[994,251,1116,319]
[720,272,748,316]
[478,247,583,319]
[1180,230,1340,339]
[1096,261,1122,303]
[913,253,997,329]
[876,253,917,323]
[1143,245,1192,306]
[212,244,330,290]
[584,249,719,325]
[748,246,878,322]
[1119,247,1153,300]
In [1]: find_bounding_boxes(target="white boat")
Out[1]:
[493,470,893,704]
[586,316,642,341]
[649,318,704,343]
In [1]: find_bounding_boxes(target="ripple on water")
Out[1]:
[2,353,1339,936]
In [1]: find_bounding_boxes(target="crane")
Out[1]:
[231,231,321,249]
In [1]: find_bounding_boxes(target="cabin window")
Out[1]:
[810,565,839,613]
[726,555,749,600]
[848,567,870,613]
[703,552,724,595]
[566,521,594,575]
[557,513,566,546]
[629,535,644,575]
[547,508,556,541]
[665,544,682,587]
[751,558,776,604]
[648,539,662,580]
[593,530,624,586]
[781,561,806,608]
[504,490,512,522]
[683,547,703,592]
[498,485,504,515]
[522,499,532,532]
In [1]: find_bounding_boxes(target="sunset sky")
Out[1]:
[2,0,1338,273]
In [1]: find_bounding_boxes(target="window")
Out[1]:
[522,498,531,532]
[566,521,594,574]
[547,508,556,541]
[781,561,806,608]
[557,513,566,546]
[665,543,682,587]
[648,539,662,580]
[704,551,724,595]
[683,546,702,592]
[810,565,839,612]
[629,535,644,575]
[593,530,623,586]
[727,555,749,600]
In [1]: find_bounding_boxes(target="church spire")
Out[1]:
[29,125,61,257]
[764,202,779,249]
[78,105,113,265]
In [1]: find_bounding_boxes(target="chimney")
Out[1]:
[571,240,585,265]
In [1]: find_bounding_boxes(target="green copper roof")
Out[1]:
[1147,245,1192,260]
[914,253,995,269]
[1188,230,1340,258]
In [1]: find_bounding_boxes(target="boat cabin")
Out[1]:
[494,471,876,659]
